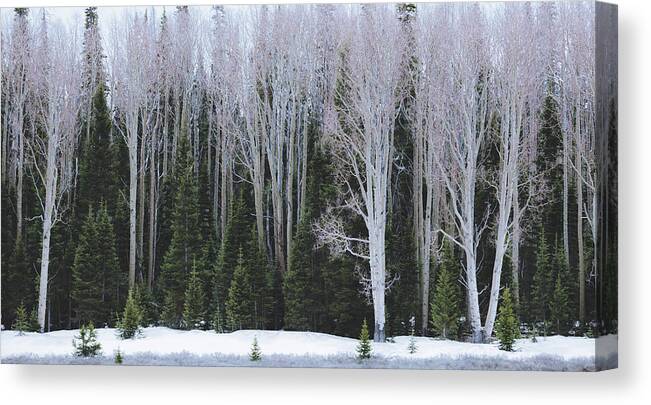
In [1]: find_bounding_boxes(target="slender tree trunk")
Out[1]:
[576,123,586,324]
[37,136,59,332]
[138,128,146,283]
[147,135,157,290]
[128,126,138,289]
[511,185,521,309]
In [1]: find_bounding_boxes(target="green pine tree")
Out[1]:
[495,288,520,352]
[13,302,30,335]
[549,273,570,335]
[531,231,552,333]
[226,249,254,331]
[356,319,372,360]
[183,264,206,330]
[249,336,262,361]
[114,348,123,364]
[118,288,142,339]
[72,203,122,327]
[430,241,461,339]
[158,136,201,327]
[71,206,102,325]
[73,322,102,357]
[211,189,252,331]
[284,213,316,331]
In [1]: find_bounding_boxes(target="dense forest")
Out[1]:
[1,3,617,343]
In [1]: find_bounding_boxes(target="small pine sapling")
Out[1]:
[13,302,30,335]
[356,319,372,360]
[495,288,520,352]
[114,348,123,364]
[249,336,262,361]
[73,322,102,357]
[28,308,40,332]
[407,316,417,354]
[117,288,143,339]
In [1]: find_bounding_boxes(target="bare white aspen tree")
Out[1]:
[409,7,448,334]
[111,12,151,289]
[433,4,493,343]
[251,6,315,272]
[4,9,31,243]
[28,16,80,332]
[558,2,595,323]
[316,5,405,342]
[483,5,542,338]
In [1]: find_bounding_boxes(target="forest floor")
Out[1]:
[0,327,617,371]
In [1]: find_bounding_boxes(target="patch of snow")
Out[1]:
[0,327,617,371]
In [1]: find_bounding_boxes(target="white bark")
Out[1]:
[316,5,405,342]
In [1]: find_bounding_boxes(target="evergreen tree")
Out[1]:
[495,288,520,351]
[249,336,262,361]
[77,84,114,216]
[430,241,461,339]
[549,273,570,335]
[284,213,316,331]
[72,204,122,327]
[118,288,142,339]
[356,319,372,360]
[211,189,252,331]
[183,265,206,330]
[133,284,158,327]
[73,322,102,357]
[158,136,201,327]
[226,249,254,330]
[114,348,123,364]
[71,207,102,325]
[531,231,552,331]
[13,302,29,335]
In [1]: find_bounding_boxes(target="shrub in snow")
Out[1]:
[249,336,262,361]
[182,268,206,330]
[495,288,520,351]
[73,322,102,357]
[356,319,372,360]
[430,241,461,339]
[13,302,29,335]
[114,348,123,364]
[407,316,417,354]
[117,288,142,339]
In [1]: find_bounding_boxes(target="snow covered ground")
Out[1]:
[0,327,617,371]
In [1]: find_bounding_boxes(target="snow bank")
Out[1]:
[1,327,616,371]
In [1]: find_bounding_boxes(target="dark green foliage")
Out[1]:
[549,273,570,335]
[249,336,262,361]
[133,284,158,327]
[495,288,520,352]
[73,322,102,357]
[2,238,35,327]
[226,249,254,330]
[211,189,252,331]
[531,231,552,329]
[284,214,317,331]
[118,288,142,339]
[114,348,123,364]
[385,220,419,336]
[430,241,461,339]
[356,319,372,360]
[13,302,29,334]
[158,136,201,327]
[77,85,114,217]
[183,266,206,330]
[72,204,122,327]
